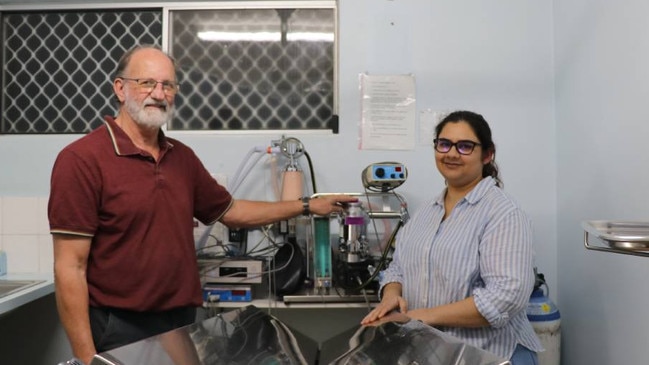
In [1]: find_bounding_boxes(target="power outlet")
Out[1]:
[228,228,246,243]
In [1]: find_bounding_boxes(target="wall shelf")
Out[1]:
[583,220,649,257]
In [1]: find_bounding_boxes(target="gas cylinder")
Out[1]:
[526,270,561,365]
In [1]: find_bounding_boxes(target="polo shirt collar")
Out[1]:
[104,115,174,157]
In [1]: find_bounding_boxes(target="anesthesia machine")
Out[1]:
[282,161,410,303]
[195,136,410,304]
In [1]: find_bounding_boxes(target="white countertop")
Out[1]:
[0,272,55,316]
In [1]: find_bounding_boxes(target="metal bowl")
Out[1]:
[605,240,649,251]
[583,220,649,252]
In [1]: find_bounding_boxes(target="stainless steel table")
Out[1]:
[89,305,509,365]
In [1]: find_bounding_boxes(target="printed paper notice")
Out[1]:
[360,73,416,150]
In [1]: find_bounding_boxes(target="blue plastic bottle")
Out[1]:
[527,270,561,365]
[0,250,7,275]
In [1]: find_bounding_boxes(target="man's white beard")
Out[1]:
[124,96,174,129]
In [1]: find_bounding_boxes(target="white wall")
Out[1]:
[0,0,557,293]
[555,1,649,364]
[0,197,52,273]
[0,1,558,364]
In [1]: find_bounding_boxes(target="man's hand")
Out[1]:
[307,195,359,216]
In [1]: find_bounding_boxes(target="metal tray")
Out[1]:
[582,221,649,256]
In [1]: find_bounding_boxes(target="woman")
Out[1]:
[361,111,543,365]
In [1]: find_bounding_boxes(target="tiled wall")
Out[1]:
[0,197,52,273]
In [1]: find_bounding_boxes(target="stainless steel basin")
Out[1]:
[0,280,45,299]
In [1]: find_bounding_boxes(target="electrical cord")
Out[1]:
[246,224,279,255]
[195,234,233,258]
[358,277,372,313]
[303,150,318,194]
[230,146,272,194]
[338,189,404,292]
[344,217,403,292]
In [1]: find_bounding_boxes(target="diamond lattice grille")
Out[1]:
[169,8,335,131]
[1,10,162,134]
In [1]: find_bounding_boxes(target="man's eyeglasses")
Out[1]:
[433,138,481,155]
[119,77,180,96]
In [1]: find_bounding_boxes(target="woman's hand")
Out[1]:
[361,311,412,327]
[360,294,408,325]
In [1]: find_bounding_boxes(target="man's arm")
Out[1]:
[53,233,95,365]
[220,195,357,228]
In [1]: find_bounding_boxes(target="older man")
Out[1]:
[49,45,355,364]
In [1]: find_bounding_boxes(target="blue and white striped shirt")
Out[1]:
[380,177,543,359]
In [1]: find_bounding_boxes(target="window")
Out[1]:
[1,9,162,133]
[169,6,337,131]
[0,2,338,134]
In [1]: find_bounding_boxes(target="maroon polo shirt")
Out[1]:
[48,116,233,311]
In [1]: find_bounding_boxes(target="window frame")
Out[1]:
[0,1,339,135]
